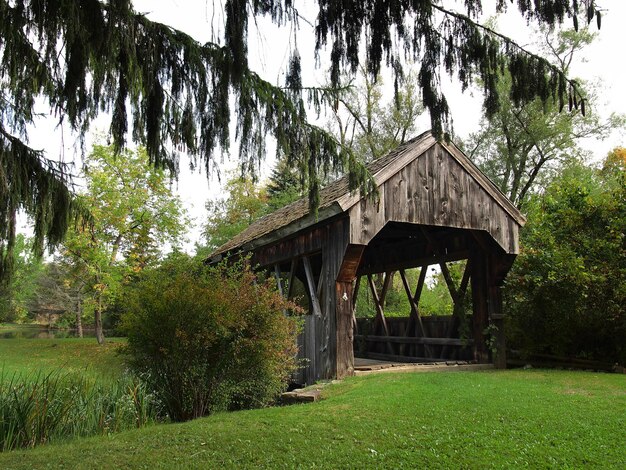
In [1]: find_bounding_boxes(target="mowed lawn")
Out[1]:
[0,332,126,381]
[1,368,624,469]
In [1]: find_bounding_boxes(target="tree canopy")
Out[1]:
[59,145,187,343]
[329,67,425,163]
[0,0,603,281]
[202,175,269,252]
[466,26,622,208]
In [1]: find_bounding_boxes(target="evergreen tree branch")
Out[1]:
[0,0,604,281]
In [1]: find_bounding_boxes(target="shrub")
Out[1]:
[121,257,300,421]
[505,161,626,364]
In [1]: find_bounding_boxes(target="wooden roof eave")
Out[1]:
[207,202,344,264]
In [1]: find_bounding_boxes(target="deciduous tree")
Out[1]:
[0,234,43,322]
[506,153,626,363]
[60,145,187,343]
[203,174,268,251]
[465,26,623,208]
[330,68,425,163]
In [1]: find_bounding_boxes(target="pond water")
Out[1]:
[0,325,111,339]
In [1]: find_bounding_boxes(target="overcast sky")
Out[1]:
[25,2,626,250]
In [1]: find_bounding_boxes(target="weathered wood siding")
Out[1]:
[254,217,352,384]
[348,143,519,253]
[228,137,524,384]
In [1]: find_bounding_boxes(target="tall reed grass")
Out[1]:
[0,371,159,451]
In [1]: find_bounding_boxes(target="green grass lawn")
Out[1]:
[0,369,624,469]
[0,332,154,452]
[0,331,126,381]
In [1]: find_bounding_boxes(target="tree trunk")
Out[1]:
[76,299,83,338]
[95,296,105,345]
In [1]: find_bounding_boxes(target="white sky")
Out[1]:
[22,1,626,251]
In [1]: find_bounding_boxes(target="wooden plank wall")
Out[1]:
[348,144,519,253]
[255,217,352,385]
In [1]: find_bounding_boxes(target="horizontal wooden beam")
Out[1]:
[355,335,473,347]
[357,250,469,276]
[250,216,348,268]
[356,352,442,363]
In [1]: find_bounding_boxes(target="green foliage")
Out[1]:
[121,257,300,422]
[318,1,595,136]
[0,371,158,452]
[59,145,187,342]
[604,147,626,172]
[0,0,371,279]
[203,175,269,251]
[202,167,306,253]
[466,26,624,208]
[80,145,188,269]
[506,158,626,363]
[0,130,84,284]
[0,235,43,323]
[0,335,157,452]
[25,262,84,327]
[1,1,600,283]
[265,158,306,212]
[0,370,624,468]
[329,68,424,163]
[354,267,461,319]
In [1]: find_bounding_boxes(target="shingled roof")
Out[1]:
[208,130,524,262]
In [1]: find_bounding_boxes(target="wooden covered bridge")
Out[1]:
[208,131,525,385]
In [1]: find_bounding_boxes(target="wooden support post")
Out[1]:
[316,261,326,299]
[336,280,355,378]
[459,260,472,296]
[302,256,323,383]
[352,276,361,333]
[440,260,471,359]
[488,256,507,369]
[399,267,431,357]
[303,256,322,318]
[286,258,297,299]
[334,243,365,380]
[440,262,459,302]
[470,254,489,363]
[416,229,473,359]
[273,264,288,315]
[380,271,393,306]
